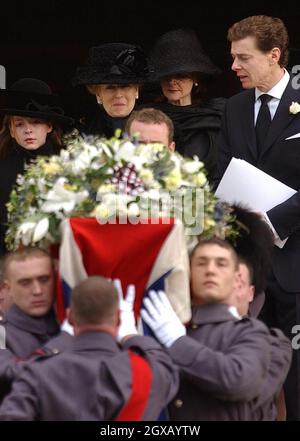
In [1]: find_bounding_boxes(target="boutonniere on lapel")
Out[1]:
[289,102,300,115]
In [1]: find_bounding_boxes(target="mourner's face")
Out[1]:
[231,262,255,317]
[128,120,175,151]
[160,74,194,106]
[96,84,139,118]
[5,256,55,317]
[191,244,239,305]
[9,116,53,150]
[231,36,280,91]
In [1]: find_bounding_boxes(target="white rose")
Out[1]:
[139,169,155,186]
[289,102,300,115]
[115,141,136,162]
[72,146,99,174]
[182,160,203,174]
[164,169,182,191]
[194,172,207,187]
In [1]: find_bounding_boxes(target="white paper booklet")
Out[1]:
[215,158,297,212]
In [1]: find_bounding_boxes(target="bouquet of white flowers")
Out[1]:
[6,133,239,250]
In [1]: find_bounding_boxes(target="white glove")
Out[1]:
[141,290,186,348]
[114,279,138,342]
[60,318,74,336]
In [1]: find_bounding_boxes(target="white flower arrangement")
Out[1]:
[289,101,300,115]
[6,134,239,250]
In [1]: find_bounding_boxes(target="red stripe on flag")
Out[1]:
[55,270,66,323]
[69,218,175,317]
[116,351,153,421]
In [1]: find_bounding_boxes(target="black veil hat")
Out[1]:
[73,43,155,86]
[0,78,74,126]
[149,28,221,79]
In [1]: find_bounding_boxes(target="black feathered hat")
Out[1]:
[149,28,221,79]
[73,43,155,86]
[0,78,74,127]
[230,204,274,295]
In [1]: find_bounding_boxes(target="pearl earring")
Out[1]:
[96,96,102,105]
[194,82,199,87]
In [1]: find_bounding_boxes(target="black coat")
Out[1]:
[81,106,129,138]
[215,79,300,292]
[0,141,60,255]
[145,98,225,182]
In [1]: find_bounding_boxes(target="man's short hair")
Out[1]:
[3,247,53,278]
[125,107,174,144]
[238,256,254,285]
[71,276,118,326]
[227,15,289,67]
[190,237,238,269]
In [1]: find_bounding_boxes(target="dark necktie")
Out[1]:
[255,94,272,153]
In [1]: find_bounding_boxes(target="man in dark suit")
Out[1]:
[215,15,300,420]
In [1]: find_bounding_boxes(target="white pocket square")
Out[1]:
[285,133,300,140]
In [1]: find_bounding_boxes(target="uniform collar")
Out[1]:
[190,303,241,326]
[71,331,120,353]
[5,304,59,335]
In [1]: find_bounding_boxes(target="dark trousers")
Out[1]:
[260,269,300,420]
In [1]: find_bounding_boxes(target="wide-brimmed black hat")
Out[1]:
[73,43,155,86]
[0,78,74,126]
[149,28,221,79]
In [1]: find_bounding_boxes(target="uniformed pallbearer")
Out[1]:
[0,276,178,420]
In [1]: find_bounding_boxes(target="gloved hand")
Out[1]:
[141,290,186,348]
[60,318,74,336]
[114,279,138,342]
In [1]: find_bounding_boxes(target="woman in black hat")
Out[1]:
[73,43,154,137]
[0,78,73,255]
[146,28,225,183]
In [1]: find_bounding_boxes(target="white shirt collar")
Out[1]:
[228,305,242,320]
[255,68,290,101]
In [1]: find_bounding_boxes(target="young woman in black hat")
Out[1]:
[147,28,225,183]
[72,43,154,137]
[0,78,73,255]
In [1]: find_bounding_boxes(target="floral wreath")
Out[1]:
[6,131,239,250]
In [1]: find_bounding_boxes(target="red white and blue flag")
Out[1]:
[56,217,191,324]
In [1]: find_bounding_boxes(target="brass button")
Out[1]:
[52,348,60,354]
[174,399,183,408]
[191,323,198,329]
